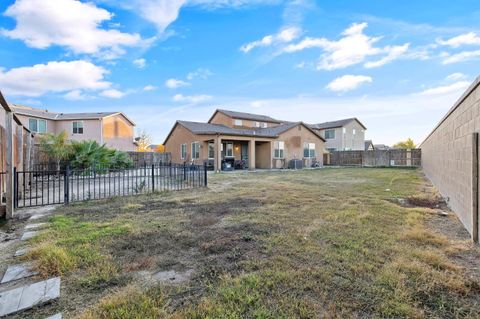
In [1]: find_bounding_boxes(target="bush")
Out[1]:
[69,140,133,169]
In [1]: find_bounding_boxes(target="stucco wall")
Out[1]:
[421,77,480,237]
[102,115,136,151]
[15,114,56,134]
[278,124,325,167]
[164,124,213,165]
[56,119,102,143]
[317,120,365,151]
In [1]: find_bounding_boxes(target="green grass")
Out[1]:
[20,168,480,318]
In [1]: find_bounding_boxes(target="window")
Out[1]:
[191,142,200,159]
[261,122,268,128]
[28,118,47,133]
[326,148,336,153]
[181,144,187,159]
[274,141,284,158]
[72,121,84,134]
[303,142,316,158]
[255,122,260,127]
[353,129,356,135]
[225,142,234,157]
[208,142,215,159]
[234,119,243,126]
[343,127,346,134]
[324,129,335,139]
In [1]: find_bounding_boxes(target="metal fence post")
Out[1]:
[64,165,70,205]
[183,163,187,181]
[204,162,208,187]
[151,164,155,192]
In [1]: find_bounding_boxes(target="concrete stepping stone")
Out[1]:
[14,248,31,257]
[0,277,60,317]
[21,231,38,241]
[25,223,47,230]
[45,313,62,319]
[1,263,38,284]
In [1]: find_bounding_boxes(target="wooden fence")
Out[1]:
[323,149,421,167]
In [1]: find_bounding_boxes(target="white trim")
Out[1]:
[28,118,47,133]
[191,141,200,159]
[72,120,84,135]
[273,141,285,159]
[181,143,187,160]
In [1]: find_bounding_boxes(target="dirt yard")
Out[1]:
[2,168,480,318]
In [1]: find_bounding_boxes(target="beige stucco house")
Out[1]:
[310,118,367,152]
[164,109,325,172]
[11,105,137,151]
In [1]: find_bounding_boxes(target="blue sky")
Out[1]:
[0,0,479,145]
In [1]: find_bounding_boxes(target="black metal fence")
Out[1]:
[14,163,207,208]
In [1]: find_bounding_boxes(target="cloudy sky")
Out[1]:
[0,0,479,145]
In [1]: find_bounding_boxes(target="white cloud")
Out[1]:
[0,60,110,97]
[143,85,157,91]
[186,68,213,80]
[364,43,410,68]
[2,0,143,57]
[437,32,480,48]
[283,22,409,70]
[445,72,466,81]
[326,75,372,92]
[100,89,126,99]
[133,58,147,68]
[172,93,212,104]
[441,50,480,64]
[64,89,88,100]
[165,78,190,89]
[417,81,471,96]
[240,26,301,53]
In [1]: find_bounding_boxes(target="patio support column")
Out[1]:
[5,112,14,219]
[214,136,222,173]
[248,139,256,171]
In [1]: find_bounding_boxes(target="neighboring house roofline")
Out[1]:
[1,91,33,135]
[208,109,283,124]
[310,117,367,130]
[420,75,480,147]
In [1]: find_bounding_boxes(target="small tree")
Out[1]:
[393,138,416,149]
[39,131,72,171]
[155,144,165,153]
[136,130,151,152]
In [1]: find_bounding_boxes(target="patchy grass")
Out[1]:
[17,168,480,318]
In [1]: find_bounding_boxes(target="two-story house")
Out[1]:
[310,118,367,152]
[11,105,137,151]
[164,109,325,172]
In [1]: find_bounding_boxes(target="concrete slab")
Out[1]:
[14,248,31,257]
[45,313,62,319]
[25,223,47,230]
[0,277,60,317]
[1,263,37,284]
[21,231,38,241]
[29,214,48,221]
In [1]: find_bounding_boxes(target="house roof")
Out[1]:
[0,91,33,134]
[208,109,282,123]
[163,120,325,144]
[10,105,136,125]
[364,140,374,150]
[310,117,367,130]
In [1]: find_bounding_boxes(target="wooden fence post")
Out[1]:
[5,112,14,219]
[472,133,479,243]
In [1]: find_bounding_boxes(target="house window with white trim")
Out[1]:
[225,142,234,157]
[234,119,243,126]
[72,121,84,134]
[191,142,200,159]
[274,141,284,158]
[208,142,215,159]
[325,129,335,139]
[303,142,316,158]
[181,144,187,159]
[255,121,260,127]
[28,118,47,133]
[261,122,268,128]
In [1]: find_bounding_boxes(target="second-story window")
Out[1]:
[255,121,260,127]
[234,119,243,126]
[73,121,84,134]
[261,122,268,128]
[28,118,47,133]
[325,129,335,139]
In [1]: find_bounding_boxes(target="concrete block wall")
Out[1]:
[421,76,480,237]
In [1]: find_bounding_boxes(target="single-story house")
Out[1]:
[164,109,325,172]
[309,118,367,152]
[11,105,137,151]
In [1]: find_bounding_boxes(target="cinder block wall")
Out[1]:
[421,76,480,236]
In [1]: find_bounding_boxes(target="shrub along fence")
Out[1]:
[14,163,207,208]
[323,149,421,167]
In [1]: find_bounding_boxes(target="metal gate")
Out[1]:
[14,163,208,208]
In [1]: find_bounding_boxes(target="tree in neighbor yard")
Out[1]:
[136,130,152,152]
[39,131,72,171]
[155,144,165,153]
[393,138,416,149]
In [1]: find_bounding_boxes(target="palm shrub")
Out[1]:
[69,140,133,169]
[39,131,72,171]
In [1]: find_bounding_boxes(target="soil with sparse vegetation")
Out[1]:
[4,168,480,318]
